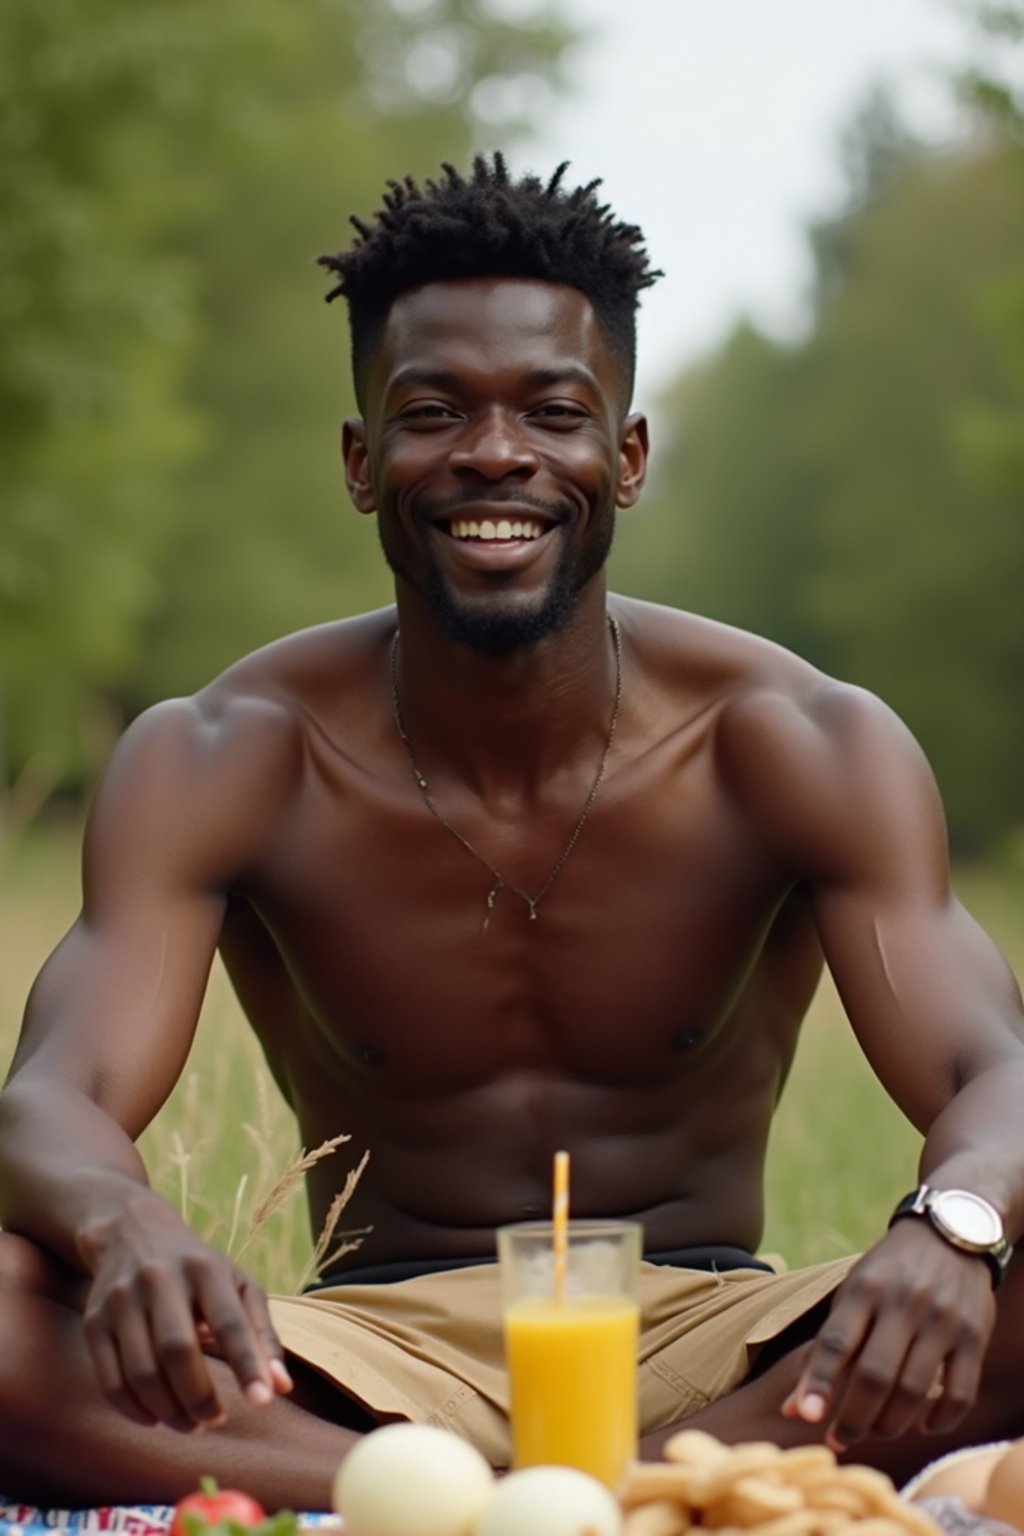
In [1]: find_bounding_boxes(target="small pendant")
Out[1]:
[527,900,538,921]
[482,880,503,932]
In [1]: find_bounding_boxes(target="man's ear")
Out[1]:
[616,412,649,508]
[342,418,376,514]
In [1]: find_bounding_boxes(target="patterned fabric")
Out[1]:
[0,1502,173,1536]
[915,1497,1020,1536]
[0,1505,340,1536]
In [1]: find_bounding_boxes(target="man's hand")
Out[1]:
[781,1219,996,1451]
[79,1196,293,1432]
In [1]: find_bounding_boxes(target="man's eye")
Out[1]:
[531,404,588,423]
[401,403,458,421]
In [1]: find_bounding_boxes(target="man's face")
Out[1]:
[344,278,647,653]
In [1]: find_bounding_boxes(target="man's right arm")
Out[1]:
[0,690,301,1430]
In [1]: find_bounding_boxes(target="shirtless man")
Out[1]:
[1,155,1023,1509]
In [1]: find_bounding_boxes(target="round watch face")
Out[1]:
[931,1190,1002,1247]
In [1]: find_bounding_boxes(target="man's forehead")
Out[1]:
[377,276,610,373]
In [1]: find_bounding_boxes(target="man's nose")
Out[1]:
[447,409,539,479]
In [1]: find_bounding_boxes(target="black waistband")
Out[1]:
[305,1243,773,1293]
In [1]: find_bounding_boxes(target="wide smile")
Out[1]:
[425,504,562,575]
[447,515,547,542]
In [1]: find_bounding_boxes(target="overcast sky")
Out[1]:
[493,0,986,400]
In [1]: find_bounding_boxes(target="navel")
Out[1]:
[356,1041,386,1066]
[516,1201,547,1221]
[673,1029,701,1053]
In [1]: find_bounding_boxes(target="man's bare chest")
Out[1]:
[229,745,800,1090]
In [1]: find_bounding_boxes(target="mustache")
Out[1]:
[419,487,574,521]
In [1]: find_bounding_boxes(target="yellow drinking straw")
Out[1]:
[552,1148,570,1306]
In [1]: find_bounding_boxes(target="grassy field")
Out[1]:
[2,819,1022,1289]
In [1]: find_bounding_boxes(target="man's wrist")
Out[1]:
[889,1184,1012,1288]
[74,1182,181,1272]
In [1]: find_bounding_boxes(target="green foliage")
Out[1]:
[0,0,220,776]
[617,324,832,672]
[0,0,576,784]
[958,0,1024,141]
[615,87,1024,854]
[805,143,1024,852]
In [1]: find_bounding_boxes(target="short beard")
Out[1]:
[424,560,573,655]
[378,502,615,656]
[431,514,614,655]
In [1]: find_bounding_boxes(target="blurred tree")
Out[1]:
[0,0,241,788]
[809,84,923,308]
[613,323,831,670]
[803,141,1024,853]
[953,1,1024,642]
[0,0,576,793]
[958,1,1024,142]
[614,87,1024,853]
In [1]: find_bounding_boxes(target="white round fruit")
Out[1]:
[332,1422,495,1536]
[474,1465,622,1536]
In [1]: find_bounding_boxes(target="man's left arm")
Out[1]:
[727,680,1024,1451]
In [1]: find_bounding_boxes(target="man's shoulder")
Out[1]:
[618,597,937,862]
[616,595,839,712]
[101,612,395,820]
[196,609,394,719]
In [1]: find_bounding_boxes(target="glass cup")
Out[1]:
[497,1218,642,1488]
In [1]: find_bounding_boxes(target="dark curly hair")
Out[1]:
[318,153,661,407]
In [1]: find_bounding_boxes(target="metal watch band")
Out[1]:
[890,1185,1012,1289]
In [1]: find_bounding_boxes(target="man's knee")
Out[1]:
[0,1229,84,1306]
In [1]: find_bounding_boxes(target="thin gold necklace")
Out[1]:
[390,615,622,930]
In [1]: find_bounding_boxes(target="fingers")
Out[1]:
[238,1275,294,1397]
[84,1259,290,1429]
[823,1321,946,1450]
[85,1286,195,1431]
[922,1326,987,1436]
[83,1301,159,1428]
[782,1294,870,1445]
[781,1251,993,1451]
[193,1265,291,1408]
[146,1277,227,1428]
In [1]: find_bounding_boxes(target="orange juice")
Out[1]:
[504,1293,638,1487]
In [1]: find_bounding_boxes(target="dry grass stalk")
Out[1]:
[238,1071,282,1200]
[234,1132,353,1262]
[298,1147,372,1291]
[169,1131,191,1225]
[225,1172,250,1258]
[241,1120,277,1198]
[254,1071,275,1152]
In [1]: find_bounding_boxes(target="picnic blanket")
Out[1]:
[0,1504,340,1536]
[0,1501,175,1536]
[1,1494,1016,1536]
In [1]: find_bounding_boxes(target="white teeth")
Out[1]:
[449,518,546,541]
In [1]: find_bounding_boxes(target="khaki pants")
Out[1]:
[269,1254,854,1465]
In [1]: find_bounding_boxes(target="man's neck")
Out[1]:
[389,583,620,798]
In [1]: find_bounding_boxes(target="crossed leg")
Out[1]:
[643,1260,1024,1488]
[4,1230,1023,1507]
[0,1233,361,1509]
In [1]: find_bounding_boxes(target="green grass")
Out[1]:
[2,821,1023,1285]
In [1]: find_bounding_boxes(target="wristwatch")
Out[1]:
[889,1185,1012,1287]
